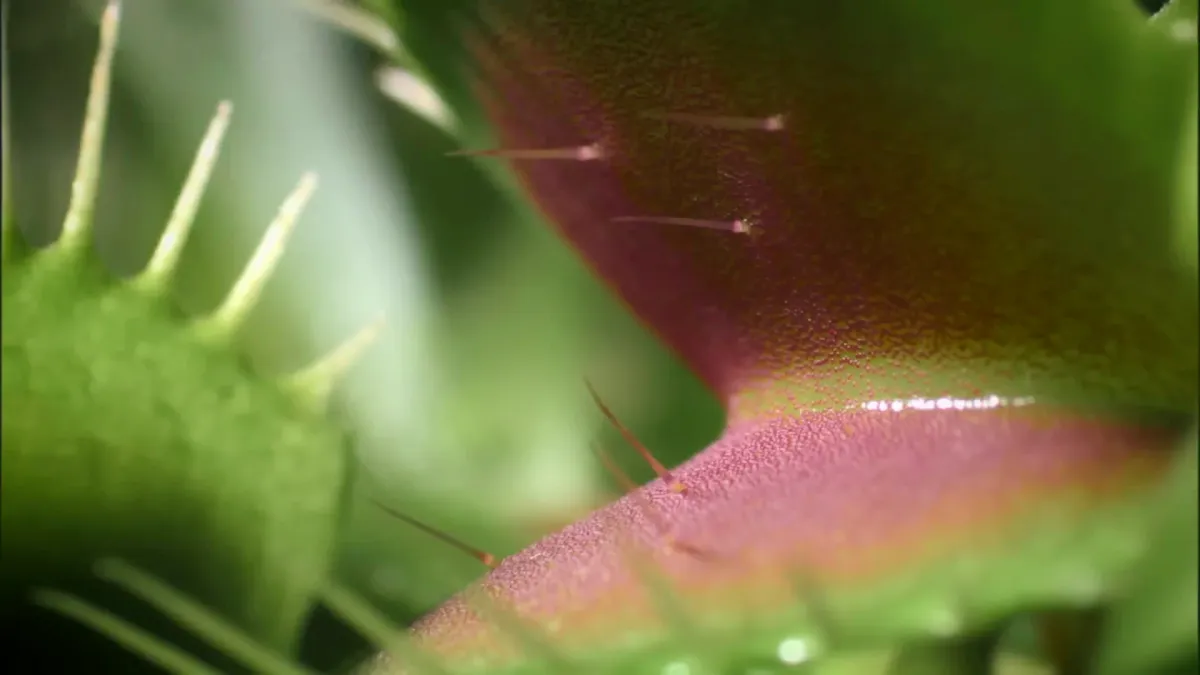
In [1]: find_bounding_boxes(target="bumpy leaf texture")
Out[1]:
[377,0,1198,672]
[1,6,351,662]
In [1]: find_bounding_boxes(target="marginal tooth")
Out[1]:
[447,143,604,161]
[55,0,122,256]
[192,172,317,344]
[133,101,233,294]
[642,111,787,131]
[376,66,454,132]
[280,313,385,413]
[610,215,755,236]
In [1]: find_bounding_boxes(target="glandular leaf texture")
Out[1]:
[370,1,1197,673]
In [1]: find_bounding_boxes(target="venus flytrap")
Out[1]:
[6,0,1198,674]
[365,0,1198,673]
[1,0,379,665]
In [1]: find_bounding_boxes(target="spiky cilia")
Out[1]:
[2,1,381,669]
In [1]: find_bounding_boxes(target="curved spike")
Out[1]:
[133,101,233,294]
[54,0,121,257]
[610,215,755,235]
[584,380,688,494]
[371,499,498,568]
[279,313,385,413]
[93,559,313,675]
[192,172,317,345]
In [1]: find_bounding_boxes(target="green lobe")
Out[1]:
[1,250,347,655]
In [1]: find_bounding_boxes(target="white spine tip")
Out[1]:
[55,0,122,255]
[280,314,386,412]
[134,100,234,294]
[194,173,318,344]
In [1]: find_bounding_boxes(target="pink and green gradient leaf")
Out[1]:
[373,0,1198,672]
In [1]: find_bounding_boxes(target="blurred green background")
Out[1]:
[6,0,722,669]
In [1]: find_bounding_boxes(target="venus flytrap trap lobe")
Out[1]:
[6,0,1195,673]
[369,0,1197,673]
[2,0,381,665]
[586,457,715,664]
[589,441,709,561]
